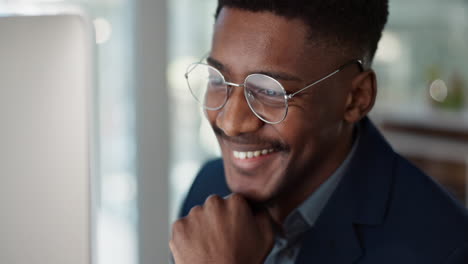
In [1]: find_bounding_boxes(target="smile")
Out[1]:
[233,148,275,160]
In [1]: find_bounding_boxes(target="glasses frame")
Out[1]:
[185,59,364,124]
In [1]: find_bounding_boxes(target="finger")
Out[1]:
[226,193,251,214]
[204,194,224,212]
[171,218,187,239]
[169,218,187,261]
[188,205,203,216]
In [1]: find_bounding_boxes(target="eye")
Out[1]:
[254,87,280,97]
[263,89,278,96]
[208,76,224,86]
[245,75,284,100]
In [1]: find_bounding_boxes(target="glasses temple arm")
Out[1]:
[287,59,364,99]
[287,69,341,99]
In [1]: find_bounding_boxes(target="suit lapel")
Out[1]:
[295,192,363,264]
[296,117,396,264]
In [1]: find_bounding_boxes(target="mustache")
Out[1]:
[212,125,289,151]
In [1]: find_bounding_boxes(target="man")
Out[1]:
[170,1,468,263]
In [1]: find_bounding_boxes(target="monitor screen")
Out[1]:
[0,13,95,264]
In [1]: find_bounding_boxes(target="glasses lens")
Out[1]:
[186,63,227,110]
[244,74,287,123]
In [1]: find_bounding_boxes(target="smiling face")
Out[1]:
[207,7,365,214]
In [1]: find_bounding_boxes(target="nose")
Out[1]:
[215,86,264,137]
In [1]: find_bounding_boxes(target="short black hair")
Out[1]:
[215,0,389,67]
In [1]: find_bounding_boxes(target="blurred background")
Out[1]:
[1,0,467,263]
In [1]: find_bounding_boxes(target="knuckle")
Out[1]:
[205,194,223,206]
[188,205,202,216]
[229,193,247,206]
[172,218,185,234]
[171,220,183,242]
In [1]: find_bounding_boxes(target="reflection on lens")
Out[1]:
[186,64,227,110]
[245,74,287,123]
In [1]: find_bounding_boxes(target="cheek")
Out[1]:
[276,110,319,152]
[205,109,217,125]
[280,102,340,159]
[309,89,348,136]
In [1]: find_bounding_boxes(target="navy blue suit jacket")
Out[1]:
[180,118,468,263]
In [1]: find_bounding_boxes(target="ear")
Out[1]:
[344,70,377,123]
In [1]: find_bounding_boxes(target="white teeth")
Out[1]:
[233,148,275,160]
[239,152,246,159]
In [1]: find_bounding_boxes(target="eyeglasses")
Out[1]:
[185,59,363,124]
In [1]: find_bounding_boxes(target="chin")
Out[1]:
[221,150,288,203]
[226,172,275,203]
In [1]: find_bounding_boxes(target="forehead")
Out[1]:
[211,8,324,77]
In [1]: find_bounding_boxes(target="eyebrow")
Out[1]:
[206,56,303,82]
[206,57,225,71]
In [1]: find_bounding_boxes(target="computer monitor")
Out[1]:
[0,12,95,264]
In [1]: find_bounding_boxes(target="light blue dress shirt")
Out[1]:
[264,131,360,264]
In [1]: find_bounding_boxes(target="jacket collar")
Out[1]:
[296,117,396,263]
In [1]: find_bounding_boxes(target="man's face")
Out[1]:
[207,8,357,204]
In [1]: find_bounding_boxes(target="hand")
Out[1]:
[170,193,275,264]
